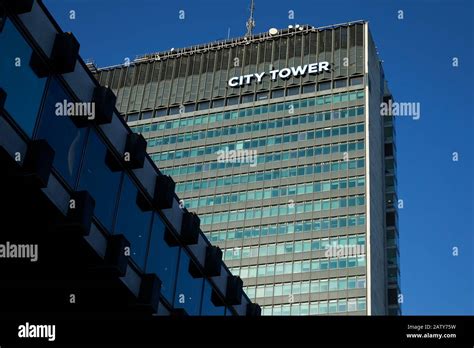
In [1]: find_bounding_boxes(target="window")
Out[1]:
[286,86,300,96]
[338,299,347,313]
[256,286,265,298]
[302,84,316,94]
[310,302,319,315]
[338,278,347,290]
[78,129,122,231]
[173,251,204,315]
[0,19,47,136]
[226,96,239,106]
[241,94,254,103]
[256,91,269,100]
[35,77,88,188]
[348,277,356,289]
[357,298,366,311]
[145,214,180,303]
[348,298,357,312]
[319,301,328,314]
[318,81,331,91]
[212,99,225,108]
[334,79,348,88]
[197,101,210,110]
[141,111,153,120]
[114,175,153,269]
[271,89,284,99]
[357,276,366,289]
[168,106,180,115]
[274,284,283,296]
[155,109,167,117]
[350,76,363,86]
[127,113,139,121]
[320,279,328,292]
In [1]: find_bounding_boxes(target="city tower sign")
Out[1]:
[228,61,330,87]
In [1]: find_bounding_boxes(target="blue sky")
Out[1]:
[44,0,473,315]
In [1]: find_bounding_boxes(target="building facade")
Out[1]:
[0,0,258,318]
[93,21,401,315]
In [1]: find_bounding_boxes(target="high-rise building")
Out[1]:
[0,0,258,318]
[93,21,401,316]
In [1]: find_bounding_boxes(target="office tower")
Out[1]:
[0,0,257,317]
[93,21,401,315]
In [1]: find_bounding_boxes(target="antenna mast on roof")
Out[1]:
[245,0,255,37]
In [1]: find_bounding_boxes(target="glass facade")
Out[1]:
[0,19,46,137]
[95,21,400,315]
[0,6,254,317]
[35,77,88,187]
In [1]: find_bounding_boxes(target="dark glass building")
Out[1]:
[0,0,258,317]
[93,20,401,316]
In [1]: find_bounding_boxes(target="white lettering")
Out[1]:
[243,74,253,84]
[18,322,56,342]
[278,68,291,79]
[254,71,265,83]
[228,61,330,86]
[307,63,319,74]
[269,69,279,80]
[0,242,38,262]
[228,77,239,87]
[318,61,330,72]
[291,65,308,76]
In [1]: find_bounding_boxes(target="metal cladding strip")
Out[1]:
[17,0,57,58]
[40,172,70,216]
[0,115,28,164]
[120,264,142,298]
[84,223,108,259]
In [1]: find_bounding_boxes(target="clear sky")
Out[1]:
[44,0,474,315]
